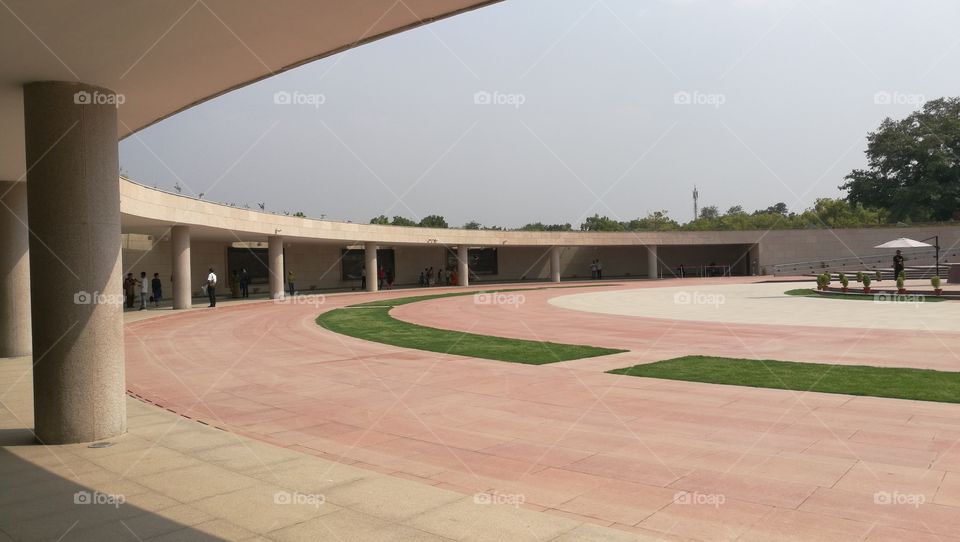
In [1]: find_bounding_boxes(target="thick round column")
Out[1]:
[457,245,469,287]
[365,242,378,292]
[268,236,284,299]
[647,245,659,279]
[171,226,191,309]
[550,246,562,283]
[0,181,32,357]
[24,82,125,443]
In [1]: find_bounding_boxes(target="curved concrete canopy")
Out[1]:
[0,0,500,180]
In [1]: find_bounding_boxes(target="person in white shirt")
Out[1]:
[139,271,149,310]
[206,268,217,307]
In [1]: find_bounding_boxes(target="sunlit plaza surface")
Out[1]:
[5,1,960,541]
[5,278,960,540]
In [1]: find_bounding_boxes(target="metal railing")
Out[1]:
[771,248,958,275]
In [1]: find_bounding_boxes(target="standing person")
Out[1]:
[287,270,295,297]
[419,270,426,287]
[151,273,162,307]
[386,269,394,289]
[239,267,249,298]
[597,259,603,280]
[427,267,434,286]
[360,265,366,290]
[589,260,597,280]
[206,268,217,308]
[437,268,444,286]
[893,250,905,280]
[124,273,136,308]
[138,272,148,310]
[377,266,385,290]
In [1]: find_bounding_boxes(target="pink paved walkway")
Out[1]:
[125,279,960,541]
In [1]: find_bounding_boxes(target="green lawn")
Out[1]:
[610,356,960,403]
[784,287,946,302]
[317,289,627,364]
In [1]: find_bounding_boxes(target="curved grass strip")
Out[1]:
[785,288,946,302]
[317,289,627,364]
[610,356,960,403]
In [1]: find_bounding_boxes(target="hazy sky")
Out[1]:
[119,0,960,228]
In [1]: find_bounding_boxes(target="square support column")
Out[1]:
[647,245,659,279]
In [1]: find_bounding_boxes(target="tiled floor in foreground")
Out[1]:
[0,357,649,541]
[121,281,960,541]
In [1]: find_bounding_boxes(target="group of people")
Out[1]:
[360,266,394,290]
[123,272,163,310]
[589,259,603,280]
[419,266,457,287]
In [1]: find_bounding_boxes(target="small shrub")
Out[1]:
[875,270,882,282]
[863,275,872,288]
[856,271,864,283]
[839,273,849,288]
[896,275,905,290]
[932,276,941,289]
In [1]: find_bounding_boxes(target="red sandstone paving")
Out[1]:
[124,279,960,540]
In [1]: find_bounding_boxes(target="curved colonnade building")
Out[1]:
[1,0,958,446]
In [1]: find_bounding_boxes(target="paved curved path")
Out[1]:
[125,279,960,541]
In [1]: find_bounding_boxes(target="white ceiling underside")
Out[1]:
[0,0,499,180]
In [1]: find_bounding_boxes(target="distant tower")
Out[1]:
[692,185,699,220]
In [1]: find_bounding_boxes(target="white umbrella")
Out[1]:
[873,238,933,249]
[874,236,941,277]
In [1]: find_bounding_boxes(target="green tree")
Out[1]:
[580,215,625,232]
[390,216,417,227]
[418,215,448,228]
[463,221,481,230]
[624,211,680,231]
[842,97,960,221]
[520,222,573,231]
[699,205,720,220]
[800,198,886,228]
[369,215,390,225]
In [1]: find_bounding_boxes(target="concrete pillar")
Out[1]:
[365,242,378,292]
[24,82,125,443]
[647,245,659,279]
[171,226,191,309]
[457,245,469,287]
[550,246,561,283]
[0,181,32,357]
[268,236,284,299]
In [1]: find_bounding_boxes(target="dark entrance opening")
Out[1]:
[227,247,269,285]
